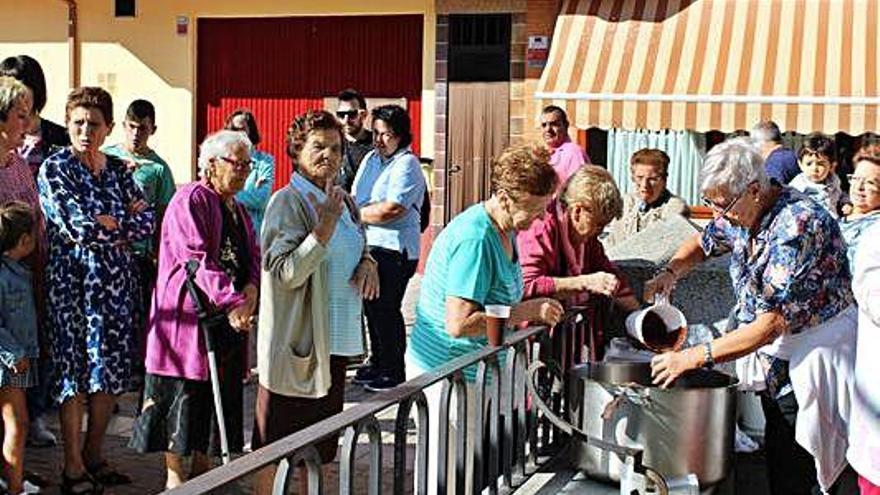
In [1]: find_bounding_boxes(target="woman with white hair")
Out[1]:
[645,138,857,495]
[130,129,260,489]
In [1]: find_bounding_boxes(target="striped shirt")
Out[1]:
[290,173,365,356]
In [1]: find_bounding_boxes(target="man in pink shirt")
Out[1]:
[541,105,589,185]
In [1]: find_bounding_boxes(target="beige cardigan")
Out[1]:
[256,183,369,398]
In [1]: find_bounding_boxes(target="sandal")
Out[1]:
[61,472,103,495]
[85,461,131,486]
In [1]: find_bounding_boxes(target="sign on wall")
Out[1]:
[527,35,549,69]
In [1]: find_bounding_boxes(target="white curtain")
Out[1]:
[606,129,706,205]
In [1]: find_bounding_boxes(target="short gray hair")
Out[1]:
[0,76,29,122]
[751,120,782,144]
[700,138,770,196]
[197,129,253,178]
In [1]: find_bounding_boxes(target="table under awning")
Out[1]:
[536,0,880,135]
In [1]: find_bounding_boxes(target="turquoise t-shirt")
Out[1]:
[409,203,523,381]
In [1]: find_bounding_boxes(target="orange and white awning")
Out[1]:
[536,0,880,135]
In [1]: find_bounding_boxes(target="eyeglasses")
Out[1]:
[336,110,359,119]
[847,174,880,193]
[701,190,745,217]
[217,156,252,169]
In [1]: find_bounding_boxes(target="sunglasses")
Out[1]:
[336,110,359,119]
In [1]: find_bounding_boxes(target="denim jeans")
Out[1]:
[364,247,417,380]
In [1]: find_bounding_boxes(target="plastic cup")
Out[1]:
[624,301,687,353]
[485,304,511,346]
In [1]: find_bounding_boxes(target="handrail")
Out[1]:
[165,311,588,495]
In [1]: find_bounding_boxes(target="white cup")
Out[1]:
[625,298,687,352]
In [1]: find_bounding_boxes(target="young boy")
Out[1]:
[103,100,176,360]
[790,133,848,218]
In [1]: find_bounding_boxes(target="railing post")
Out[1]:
[340,416,383,495]
[438,371,467,495]
[471,356,501,495]
[393,391,429,495]
[272,445,324,495]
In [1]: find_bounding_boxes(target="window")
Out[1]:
[115,0,135,18]
[448,14,511,82]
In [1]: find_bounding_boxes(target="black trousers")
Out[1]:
[761,392,858,495]
[363,247,418,380]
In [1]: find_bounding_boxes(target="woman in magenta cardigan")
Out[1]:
[130,130,260,489]
[517,165,640,360]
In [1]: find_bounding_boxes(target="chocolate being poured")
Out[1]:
[641,309,685,352]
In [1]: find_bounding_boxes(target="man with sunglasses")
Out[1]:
[540,105,589,186]
[336,88,373,192]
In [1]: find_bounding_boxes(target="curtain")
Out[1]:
[606,129,706,205]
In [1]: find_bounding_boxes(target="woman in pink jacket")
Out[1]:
[517,165,640,360]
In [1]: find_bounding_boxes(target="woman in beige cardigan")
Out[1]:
[251,110,378,494]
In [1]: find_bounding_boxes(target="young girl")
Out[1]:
[0,202,38,495]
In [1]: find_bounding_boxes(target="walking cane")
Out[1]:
[184,260,232,466]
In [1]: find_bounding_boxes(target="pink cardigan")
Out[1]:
[517,201,633,358]
[145,181,261,381]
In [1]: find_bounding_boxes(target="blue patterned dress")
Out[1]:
[38,148,155,402]
[701,187,853,398]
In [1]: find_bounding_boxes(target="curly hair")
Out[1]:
[285,109,344,169]
[0,76,29,122]
[65,86,113,125]
[490,143,558,199]
[0,201,34,253]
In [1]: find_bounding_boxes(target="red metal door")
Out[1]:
[197,15,423,189]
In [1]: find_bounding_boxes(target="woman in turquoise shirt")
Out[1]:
[225,108,276,235]
[407,144,564,494]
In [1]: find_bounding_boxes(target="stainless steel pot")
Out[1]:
[566,361,737,487]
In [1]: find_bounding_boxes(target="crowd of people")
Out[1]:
[0,51,878,495]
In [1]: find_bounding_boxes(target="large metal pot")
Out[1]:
[567,361,737,487]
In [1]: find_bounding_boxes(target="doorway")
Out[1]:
[445,14,512,222]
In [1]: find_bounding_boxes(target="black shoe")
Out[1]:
[353,365,380,385]
[364,373,404,392]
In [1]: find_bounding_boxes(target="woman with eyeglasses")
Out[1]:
[838,148,880,274]
[644,138,858,495]
[130,130,260,489]
[603,148,689,249]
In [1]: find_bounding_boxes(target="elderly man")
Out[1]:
[752,120,800,184]
[540,105,588,184]
[604,148,689,248]
[336,88,373,192]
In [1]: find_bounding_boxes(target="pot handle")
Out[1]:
[526,360,665,486]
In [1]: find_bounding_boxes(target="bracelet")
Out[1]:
[702,342,715,369]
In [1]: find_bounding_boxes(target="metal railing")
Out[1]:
[165,307,591,495]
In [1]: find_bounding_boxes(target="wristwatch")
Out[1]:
[702,342,715,369]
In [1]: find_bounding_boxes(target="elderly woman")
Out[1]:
[518,165,641,360]
[849,221,880,494]
[839,149,880,272]
[407,144,564,494]
[225,108,275,235]
[604,148,689,248]
[352,104,426,391]
[38,87,155,493]
[251,109,378,494]
[645,138,856,495]
[129,130,259,489]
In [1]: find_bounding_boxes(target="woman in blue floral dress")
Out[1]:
[38,87,154,494]
[644,138,857,495]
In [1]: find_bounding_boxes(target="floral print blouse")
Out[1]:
[700,187,853,397]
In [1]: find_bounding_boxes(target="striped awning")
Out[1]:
[536,0,880,135]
